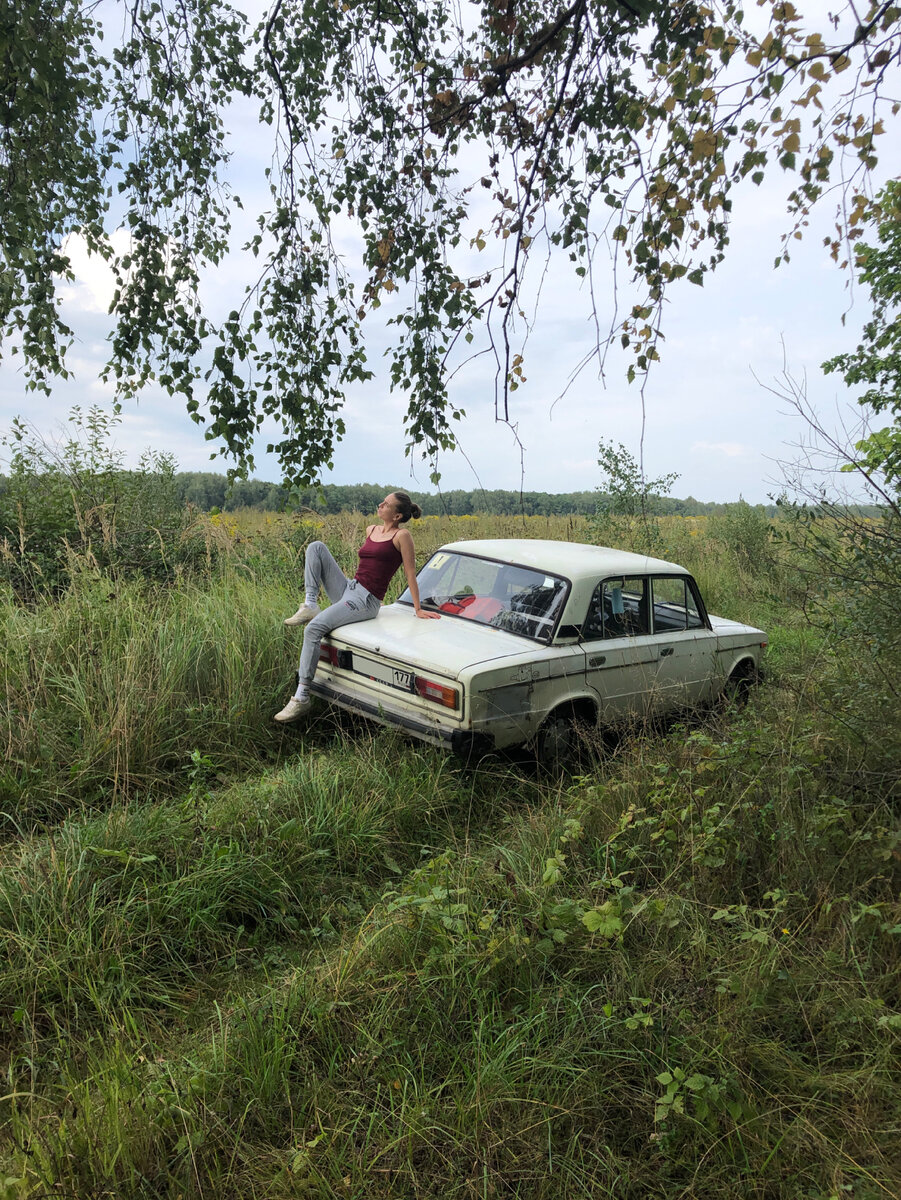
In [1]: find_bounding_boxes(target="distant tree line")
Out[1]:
[167,474,775,516]
[170,474,605,516]
[0,471,884,520]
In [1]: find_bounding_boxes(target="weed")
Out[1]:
[0,510,898,1199]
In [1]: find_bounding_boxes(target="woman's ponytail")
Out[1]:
[393,492,421,523]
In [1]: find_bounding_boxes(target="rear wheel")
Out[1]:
[533,710,593,775]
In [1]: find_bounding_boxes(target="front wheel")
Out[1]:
[722,663,760,710]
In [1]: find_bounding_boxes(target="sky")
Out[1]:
[1,6,896,505]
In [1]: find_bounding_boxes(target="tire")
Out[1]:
[533,712,588,775]
[722,662,759,710]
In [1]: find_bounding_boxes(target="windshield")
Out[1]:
[398,551,568,643]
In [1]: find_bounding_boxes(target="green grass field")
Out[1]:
[1,512,898,1199]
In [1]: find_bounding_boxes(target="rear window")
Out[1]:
[398,551,568,643]
[651,576,706,632]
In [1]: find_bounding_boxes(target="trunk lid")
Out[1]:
[327,602,541,677]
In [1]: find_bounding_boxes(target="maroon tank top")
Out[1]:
[354,530,403,600]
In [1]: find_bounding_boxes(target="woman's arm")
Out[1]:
[396,529,440,619]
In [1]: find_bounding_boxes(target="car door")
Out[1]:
[580,576,660,721]
[649,575,718,708]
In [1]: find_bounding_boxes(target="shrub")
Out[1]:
[590,439,679,555]
[0,406,214,598]
[707,498,775,575]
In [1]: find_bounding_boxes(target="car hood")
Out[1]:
[708,614,766,639]
[326,603,541,677]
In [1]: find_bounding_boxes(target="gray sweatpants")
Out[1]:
[294,541,380,693]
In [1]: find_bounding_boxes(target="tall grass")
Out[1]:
[0,510,898,1199]
[1,568,298,826]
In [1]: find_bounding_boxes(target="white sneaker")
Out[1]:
[284,604,319,627]
[274,696,312,722]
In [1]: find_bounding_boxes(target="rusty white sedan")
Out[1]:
[309,539,767,765]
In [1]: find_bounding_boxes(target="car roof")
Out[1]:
[436,539,690,580]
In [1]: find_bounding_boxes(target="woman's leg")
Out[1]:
[304,540,349,607]
[294,581,380,696]
[285,541,349,626]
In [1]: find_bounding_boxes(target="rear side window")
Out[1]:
[582,577,650,640]
[651,576,705,631]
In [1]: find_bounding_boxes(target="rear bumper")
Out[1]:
[310,678,494,759]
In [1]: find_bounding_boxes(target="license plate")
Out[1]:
[353,656,416,694]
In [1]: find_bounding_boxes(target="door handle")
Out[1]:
[588,655,606,666]
[660,647,674,658]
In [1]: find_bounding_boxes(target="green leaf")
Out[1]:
[582,902,623,938]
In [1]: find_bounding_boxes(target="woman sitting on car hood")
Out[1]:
[274,491,439,723]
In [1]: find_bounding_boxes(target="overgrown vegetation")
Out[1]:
[590,439,681,555]
[0,408,215,599]
[0,457,898,1197]
[773,179,901,753]
[3,469,812,518]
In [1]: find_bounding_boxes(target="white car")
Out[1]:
[310,539,767,765]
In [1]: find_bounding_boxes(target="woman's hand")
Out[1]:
[399,529,440,619]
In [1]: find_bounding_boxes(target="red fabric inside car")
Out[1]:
[438,595,505,620]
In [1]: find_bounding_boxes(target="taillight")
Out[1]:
[318,645,352,668]
[414,676,459,709]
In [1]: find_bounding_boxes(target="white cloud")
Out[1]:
[691,441,749,459]
[57,230,134,315]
